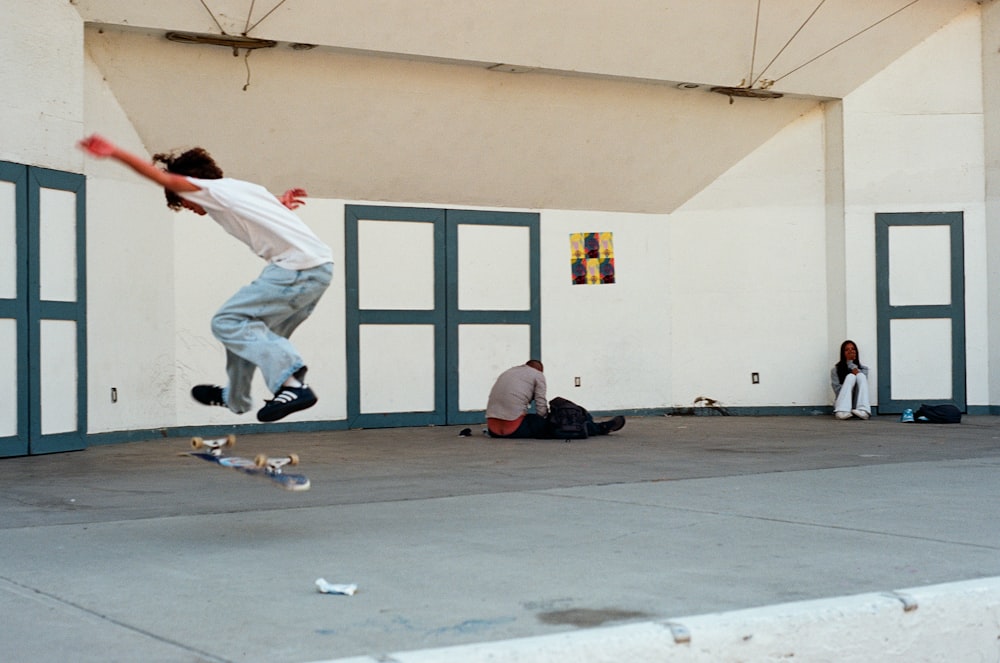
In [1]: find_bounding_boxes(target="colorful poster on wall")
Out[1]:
[570,232,615,285]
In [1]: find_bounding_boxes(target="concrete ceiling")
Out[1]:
[74,0,982,212]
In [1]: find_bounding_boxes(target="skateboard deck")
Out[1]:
[184,435,311,491]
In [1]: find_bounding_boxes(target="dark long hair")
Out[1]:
[835,340,861,385]
[152,147,223,210]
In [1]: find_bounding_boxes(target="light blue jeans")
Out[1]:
[212,263,332,414]
[833,371,871,415]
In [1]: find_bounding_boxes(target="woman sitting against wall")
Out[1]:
[831,340,872,420]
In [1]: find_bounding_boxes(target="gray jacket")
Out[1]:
[486,364,548,419]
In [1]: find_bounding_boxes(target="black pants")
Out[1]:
[492,412,603,439]
[490,413,549,438]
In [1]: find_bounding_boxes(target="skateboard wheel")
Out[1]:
[191,437,204,449]
[288,453,299,466]
[225,434,236,448]
[254,453,268,468]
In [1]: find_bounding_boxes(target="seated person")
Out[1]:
[485,360,625,438]
[830,339,872,420]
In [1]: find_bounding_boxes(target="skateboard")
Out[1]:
[184,435,311,491]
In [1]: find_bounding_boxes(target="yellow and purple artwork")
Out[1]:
[570,232,615,285]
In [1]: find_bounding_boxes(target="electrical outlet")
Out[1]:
[751,373,759,384]
[574,377,581,387]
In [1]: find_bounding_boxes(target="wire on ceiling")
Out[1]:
[751,0,829,89]
[244,0,290,36]
[188,0,292,91]
[197,0,290,37]
[770,0,921,86]
[717,0,924,102]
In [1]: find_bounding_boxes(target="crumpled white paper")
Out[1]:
[315,578,358,596]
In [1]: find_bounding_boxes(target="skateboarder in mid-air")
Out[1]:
[79,134,333,422]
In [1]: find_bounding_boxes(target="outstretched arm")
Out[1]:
[78,134,199,193]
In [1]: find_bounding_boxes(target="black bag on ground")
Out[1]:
[914,403,962,424]
[547,397,589,439]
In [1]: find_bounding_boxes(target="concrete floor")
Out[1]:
[2,414,1000,662]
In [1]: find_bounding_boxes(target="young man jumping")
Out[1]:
[79,134,333,422]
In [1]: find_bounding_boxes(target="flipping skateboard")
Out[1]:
[184,435,311,491]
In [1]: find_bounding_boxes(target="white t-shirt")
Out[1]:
[179,177,333,270]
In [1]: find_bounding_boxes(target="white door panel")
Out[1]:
[458,324,531,412]
[359,324,437,413]
[40,320,78,435]
[889,318,952,400]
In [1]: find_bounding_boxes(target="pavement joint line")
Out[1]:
[0,575,232,663]
[0,501,329,531]
[8,478,1000,552]
[534,490,1000,551]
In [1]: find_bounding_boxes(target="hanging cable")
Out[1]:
[243,49,253,90]
[241,0,291,92]
[748,0,763,87]
[198,0,228,34]
[196,0,289,38]
[244,0,257,35]
[752,0,828,88]
[771,0,922,85]
[245,0,291,36]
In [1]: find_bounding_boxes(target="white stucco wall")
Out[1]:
[841,6,988,407]
[539,211,672,411]
[80,22,820,216]
[984,0,1000,407]
[669,108,829,410]
[82,52,178,432]
[0,2,84,172]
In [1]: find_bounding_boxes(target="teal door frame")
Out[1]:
[0,162,87,457]
[345,206,540,428]
[445,210,541,425]
[0,162,29,457]
[875,211,965,414]
[345,206,447,428]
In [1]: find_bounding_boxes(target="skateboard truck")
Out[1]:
[191,434,236,457]
[254,453,299,474]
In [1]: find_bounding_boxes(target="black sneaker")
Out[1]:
[257,385,318,422]
[191,385,226,407]
[599,415,626,434]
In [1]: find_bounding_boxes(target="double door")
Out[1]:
[0,162,87,456]
[345,206,540,427]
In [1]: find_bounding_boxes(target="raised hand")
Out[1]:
[279,188,308,210]
[78,134,117,158]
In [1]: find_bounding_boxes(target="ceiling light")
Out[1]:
[165,31,277,52]
[710,86,784,104]
[487,64,537,74]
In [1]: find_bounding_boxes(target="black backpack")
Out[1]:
[914,403,962,424]
[547,397,589,440]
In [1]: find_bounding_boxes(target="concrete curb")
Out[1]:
[314,577,1000,663]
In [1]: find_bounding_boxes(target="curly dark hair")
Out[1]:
[152,147,223,210]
